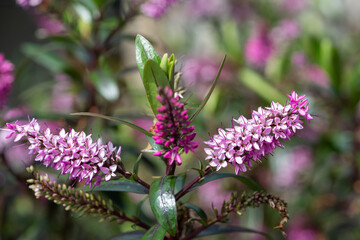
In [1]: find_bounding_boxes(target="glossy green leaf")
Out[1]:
[135,34,161,79]
[160,53,169,74]
[149,176,177,236]
[140,224,166,240]
[143,59,171,116]
[190,55,226,122]
[239,69,285,103]
[70,112,153,137]
[194,225,272,240]
[192,172,263,192]
[108,230,146,240]
[184,203,208,222]
[85,179,149,194]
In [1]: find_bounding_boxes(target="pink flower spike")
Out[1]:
[204,91,312,174]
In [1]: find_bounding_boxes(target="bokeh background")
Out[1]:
[1,0,360,239]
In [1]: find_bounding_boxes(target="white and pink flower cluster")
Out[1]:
[6,119,121,187]
[204,91,312,174]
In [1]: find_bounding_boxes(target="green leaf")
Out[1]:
[133,153,143,175]
[149,176,177,236]
[184,203,208,222]
[194,225,273,240]
[190,55,226,122]
[238,69,285,103]
[143,59,171,116]
[192,172,263,192]
[140,224,166,240]
[70,112,153,137]
[89,71,120,102]
[145,135,163,153]
[135,34,161,79]
[108,231,146,240]
[84,179,149,194]
[160,53,169,74]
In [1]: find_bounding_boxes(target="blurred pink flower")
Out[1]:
[287,216,317,240]
[198,180,230,210]
[185,0,228,18]
[291,52,329,88]
[16,0,42,8]
[36,14,65,37]
[271,19,301,43]
[274,146,312,187]
[51,74,75,113]
[283,0,307,12]
[141,0,180,18]
[0,54,14,108]
[245,25,274,67]
[182,56,232,98]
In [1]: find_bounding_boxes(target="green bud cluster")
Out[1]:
[26,166,127,223]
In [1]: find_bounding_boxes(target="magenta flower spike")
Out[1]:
[204,91,312,174]
[6,118,121,187]
[152,87,199,165]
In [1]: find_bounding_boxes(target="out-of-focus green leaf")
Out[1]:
[184,203,208,222]
[135,34,161,79]
[89,71,119,102]
[149,176,177,236]
[22,44,66,73]
[70,112,153,137]
[140,224,166,240]
[84,179,149,194]
[108,231,146,240]
[190,55,226,122]
[239,68,285,103]
[143,59,170,116]
[191,172,263,191]
[220,20,242,61]
[194,225,273,239]
[319,38,342,91]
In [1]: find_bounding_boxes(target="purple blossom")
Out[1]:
[36,14,65,37]
[185,0,228,18]
[141,0,180,18]
[152,87,199,165]
[204,91,312,174]
[0,53,14,108]
[16,0,42,7]
[6,118,121,187]
[291,52,329,88]
[244,25,274,67]
[271,19,301,43]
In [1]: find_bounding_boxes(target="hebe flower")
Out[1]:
[0,53,14,108]
[6,118,121,187]
[204,91,312,174]
[152,87,199,165]
[16,0,42,7]
[141,0,180,18]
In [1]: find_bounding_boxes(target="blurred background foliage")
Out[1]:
[1,0,360,239]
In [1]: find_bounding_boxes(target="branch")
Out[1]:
[175,166,213,201]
